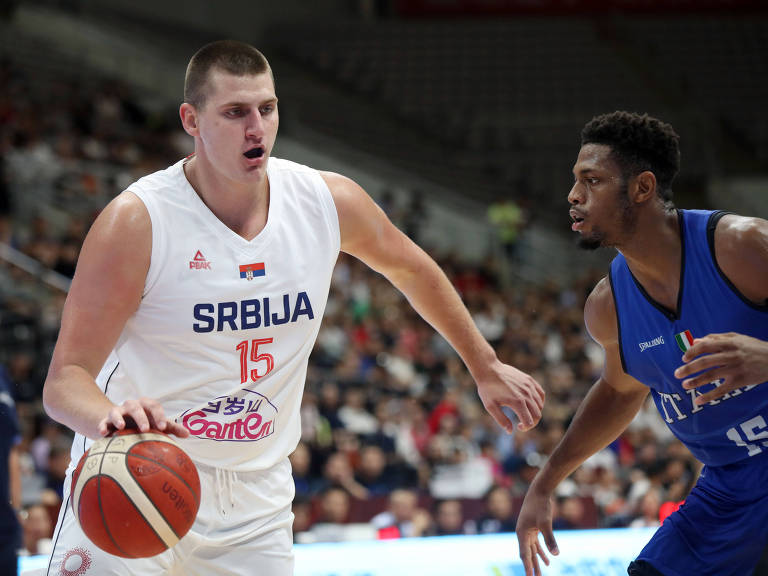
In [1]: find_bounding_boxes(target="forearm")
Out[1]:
[43,364,117,439]
[384,248,496,376]
[531,378,647,494]
[9,447,21,512]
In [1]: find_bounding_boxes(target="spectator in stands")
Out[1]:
[429,499,471,537]
[289,441,314,499]
[19,503,53,556]
[370,488,431,539]
[468,485,517,534]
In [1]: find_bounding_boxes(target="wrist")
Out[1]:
[466,347,500,382]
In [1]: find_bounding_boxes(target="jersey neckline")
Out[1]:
[175,156,282,253]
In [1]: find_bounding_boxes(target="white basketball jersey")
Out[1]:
[70,157,340,472]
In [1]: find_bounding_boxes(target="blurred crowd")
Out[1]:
[0,55,700,553]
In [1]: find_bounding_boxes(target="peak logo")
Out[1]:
[180,388,277,442]
[190,250,212,270]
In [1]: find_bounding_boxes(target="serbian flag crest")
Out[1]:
[674,330,695,353]
[239,262,265,281]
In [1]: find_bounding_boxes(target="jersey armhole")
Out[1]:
[312,171,341,257]
[707,210,768,311]
[607,267,628,374]
[125,187,162,298]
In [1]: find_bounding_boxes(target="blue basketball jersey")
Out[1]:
[610,209,768,466]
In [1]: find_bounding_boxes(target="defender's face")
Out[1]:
[185,69,279,184]
[568,143,634,250]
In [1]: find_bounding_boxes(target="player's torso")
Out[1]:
[611,209,768,466]
[91,157,340,470]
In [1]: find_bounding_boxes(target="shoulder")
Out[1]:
[584,276,618,347]
[82,190,151,260]
[128,159,186,194]
[712,213,768,255]
[319,171,371,216]
[711,213,768,303]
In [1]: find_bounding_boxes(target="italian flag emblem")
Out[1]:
[675,330,695,352]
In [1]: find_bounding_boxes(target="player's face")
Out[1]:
[186,69,278,184]
[568,143,636,250]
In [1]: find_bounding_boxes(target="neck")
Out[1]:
[619,206,680,287]
[183,155,270,240]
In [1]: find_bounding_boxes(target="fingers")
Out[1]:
[164,420,190,438]
[681,367,728,391]
[487,403,516,434]
[541,526,559,556]
[515,402,536,432]
[102,398,186,437]
[536,539,551,566]
[525,537,546,576]
[675,353,726,379]
[681,333,737,363]
[693,382,735,405]
[519,535,538,576]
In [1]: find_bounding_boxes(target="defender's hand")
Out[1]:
[675,333,768,405]
[516,488,558,576]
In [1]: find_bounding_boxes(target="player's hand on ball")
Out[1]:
[98,397,189,438]
[476,360,545,433]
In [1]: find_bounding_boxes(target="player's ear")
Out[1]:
[633,171,656,204]
[180,103,199,136]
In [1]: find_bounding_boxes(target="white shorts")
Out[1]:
[45,458,296,576]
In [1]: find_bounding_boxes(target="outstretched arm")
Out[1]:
[675,215,768,403]
[516,277,648,576]
[323,171,545,432]
[42,192,188,439]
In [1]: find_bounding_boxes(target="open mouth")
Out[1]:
[569,209,585,224]
[244,147,265,159]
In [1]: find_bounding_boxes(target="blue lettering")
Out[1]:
[193,303,215,333]
[263,296,271,327]
[241,299,261,329]
[193,292,315,332]
[217,302,238,331]
[271,294,290,325]
[292,291,314,322]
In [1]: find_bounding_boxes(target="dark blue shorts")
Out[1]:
[635,451,768,576]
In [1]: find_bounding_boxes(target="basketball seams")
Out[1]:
[98,434,132,557]
[105,450,180,548]
[124,451,201,508]
[70,430,200,558]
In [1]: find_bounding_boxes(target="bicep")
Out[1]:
[585,279,648,397]
[716,215,768,303]
[50,192,151,378]
[323,171,421,276]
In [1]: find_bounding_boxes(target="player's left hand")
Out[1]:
[475,360,545,433]
[675,332,768,405]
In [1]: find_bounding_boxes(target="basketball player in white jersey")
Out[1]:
[41,40,545,575]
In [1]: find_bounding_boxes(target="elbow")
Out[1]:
[41,375,63,424]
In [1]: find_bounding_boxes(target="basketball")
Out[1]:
[70,428,201,558]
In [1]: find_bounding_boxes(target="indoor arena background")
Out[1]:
[2,1,767,574]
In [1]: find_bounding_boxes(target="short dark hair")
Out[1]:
[184,40,272,109]
[581,111,680,202]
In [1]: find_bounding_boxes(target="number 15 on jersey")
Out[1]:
[237,338,275,384]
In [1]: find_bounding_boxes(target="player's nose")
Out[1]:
[245,110,264,138]
[567,182,582,205]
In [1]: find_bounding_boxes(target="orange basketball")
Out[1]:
[71,428,201,558]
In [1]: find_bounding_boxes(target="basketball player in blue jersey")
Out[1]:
[40,40,544,575]
[516,111,768,576]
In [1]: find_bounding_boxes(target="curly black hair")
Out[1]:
[581,111,680,202]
